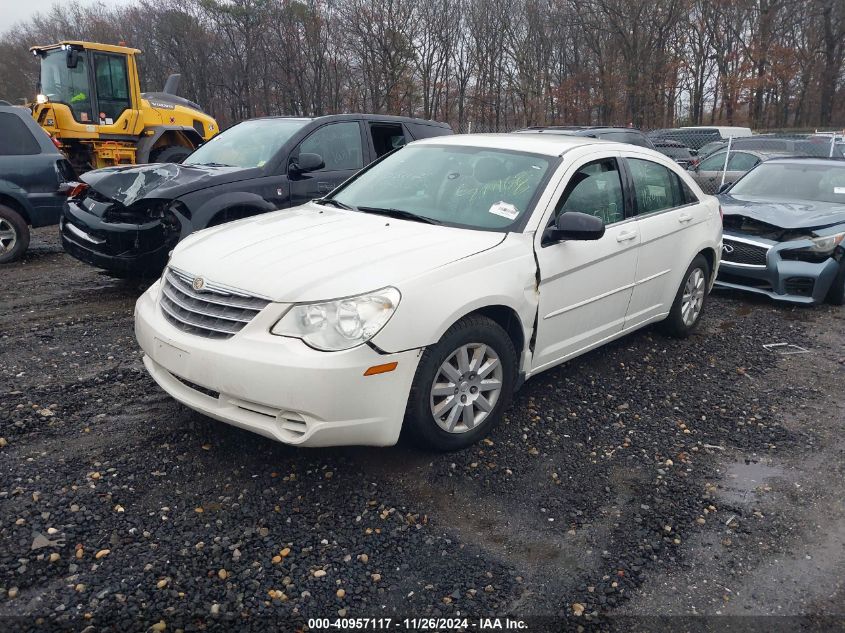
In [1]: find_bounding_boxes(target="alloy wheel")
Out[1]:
[682,267,706,326]
[0,219,17,255]
[429,343,504,434]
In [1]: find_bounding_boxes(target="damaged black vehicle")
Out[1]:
[716,157,845,305]
[60,114,452,275]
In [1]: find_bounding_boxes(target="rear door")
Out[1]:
[532,152,640,372]
[621,153,711,327]
[287,120,366,205]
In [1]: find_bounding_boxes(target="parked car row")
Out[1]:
[2,110,844,451]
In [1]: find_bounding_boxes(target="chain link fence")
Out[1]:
[453,122,845,195]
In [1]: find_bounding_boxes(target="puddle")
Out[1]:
[717,459,784,505]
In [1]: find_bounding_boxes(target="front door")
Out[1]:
[288,121,365,206]
[532,155,640,373]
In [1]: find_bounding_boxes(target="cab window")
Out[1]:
[93,53,131,123]
[370,123,407,157]
[554,158,624,225]
[628,158,695,214]
[297,122,364,171]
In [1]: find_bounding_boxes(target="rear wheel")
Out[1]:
[150,145,192,164]
[825,261,845,306]
[662,255,710,337]
[404,315,516,451]
[0,205,30,264]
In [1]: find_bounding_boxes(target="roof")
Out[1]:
[516,125,641,133]
[30,41,142,55]
[413,132,614,156]
[247,113,451,128]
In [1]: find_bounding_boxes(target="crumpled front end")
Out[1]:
[716,222,843,304]
[61,188,187,275]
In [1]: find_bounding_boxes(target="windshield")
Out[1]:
[729,162,845,204]
[184,118,309,168]
[331,145,554,231]
[40,49,93,124]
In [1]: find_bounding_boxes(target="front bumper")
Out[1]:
[135,283,422,447]
[715,232,841,304]
[60,200,177,275]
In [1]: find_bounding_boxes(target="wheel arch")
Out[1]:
[0,190,33,225]
[698,246,718,283]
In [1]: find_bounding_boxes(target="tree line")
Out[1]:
[1,0,843,131]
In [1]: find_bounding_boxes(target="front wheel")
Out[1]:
[662,255,710,337]
[404,315,517,451]
[825,261,845,306]
[150,145,192,164]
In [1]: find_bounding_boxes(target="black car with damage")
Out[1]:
[716,157,845,305]
[60,114,452,275]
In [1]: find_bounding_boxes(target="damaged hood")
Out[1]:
[169,203,506,302]
[719,194,845,230]
[81,163,260,206]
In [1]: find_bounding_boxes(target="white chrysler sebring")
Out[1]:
[135,134,722,450]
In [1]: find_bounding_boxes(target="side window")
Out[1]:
[698,153,727,171]
[727,152,759,171]
[370,123,407,158]
[298,122,364,171]
[0,113,41,156]
[554,158,624,225]
[93,54,131,123]
[628,158,690,214]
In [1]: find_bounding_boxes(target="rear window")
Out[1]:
[0,112,41,156]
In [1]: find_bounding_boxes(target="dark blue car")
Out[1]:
[717,157,845,305]
[0,104,77,262]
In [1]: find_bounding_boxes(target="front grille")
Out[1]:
[160,268,271,339]
[722,239,769,267]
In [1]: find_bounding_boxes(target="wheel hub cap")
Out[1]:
[430,343,504,434]
[681,267,706,326]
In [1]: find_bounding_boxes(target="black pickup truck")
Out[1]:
[61,114,452,275]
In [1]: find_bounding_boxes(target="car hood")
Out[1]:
[169,203,507,302]
[719,194,845,229]
[81,163,261,206]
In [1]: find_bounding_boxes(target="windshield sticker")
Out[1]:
[835,187,845,194]
[488,201,519,220]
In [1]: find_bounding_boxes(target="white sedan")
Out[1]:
[134,134,722,450]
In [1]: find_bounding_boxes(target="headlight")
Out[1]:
[805,232,845,253]
[271,287,401,351]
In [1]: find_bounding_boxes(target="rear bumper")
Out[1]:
[60,200,176,275]
[715,233,841,304]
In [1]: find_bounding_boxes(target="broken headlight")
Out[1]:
[805,232,845,253]
[271,287,401,351]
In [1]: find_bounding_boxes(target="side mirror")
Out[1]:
[290,152,324,174]
[66,48,80,69]
[543,211,605,245]
[717,182,732,194]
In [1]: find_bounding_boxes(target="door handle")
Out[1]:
[678,213,692,223]
[317,181,333,193]
[616,230,637,243]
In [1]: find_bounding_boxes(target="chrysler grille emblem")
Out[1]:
[192,277,206,291]
[722,244,734,254]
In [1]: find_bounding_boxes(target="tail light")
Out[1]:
[50,135,62,150]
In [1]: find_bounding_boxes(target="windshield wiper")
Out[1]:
[314,198,352,210]
[191,162,234,167]
[356,206,441,225]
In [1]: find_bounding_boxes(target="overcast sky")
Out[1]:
[5,0,128,30]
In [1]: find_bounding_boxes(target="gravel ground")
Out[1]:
[1,227,843,633]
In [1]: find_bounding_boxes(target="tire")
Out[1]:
[150,145,192,164]
[0,204,30,264]
[661,254,710,337]
[825,261,845,306]
[404,315,517,451]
